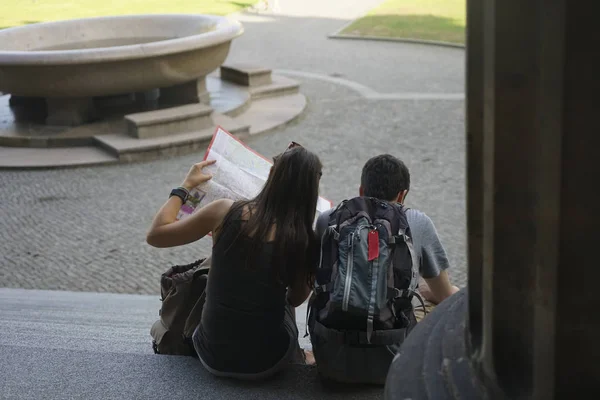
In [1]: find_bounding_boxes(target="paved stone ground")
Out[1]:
[0,1,466,295]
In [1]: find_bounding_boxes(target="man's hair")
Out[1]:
[361,154,410,201]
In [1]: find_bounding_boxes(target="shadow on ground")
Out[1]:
[2,346,383,400]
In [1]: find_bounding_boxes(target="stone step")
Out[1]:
[249,75,300,100]
[125,103,214,139]
[95,112,250,163]
[235,93,307,135]
[1,288,382,399]
[0,145,117,169]
[206,76,252,117]
[0,118,126,148]
[0,72,306,168]
[220,63,272,87]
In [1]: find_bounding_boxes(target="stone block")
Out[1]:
[249,76,300,100]
[125,104,214,139]
[220,64,273,87]
[46,97,96,126]
[160,79,210,106]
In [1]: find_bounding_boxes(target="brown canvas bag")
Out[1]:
[150,257,211,356]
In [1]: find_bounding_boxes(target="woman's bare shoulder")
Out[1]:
[211,198,235,211]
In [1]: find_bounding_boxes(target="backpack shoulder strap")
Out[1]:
[389,205,419,297]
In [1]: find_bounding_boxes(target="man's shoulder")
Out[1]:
[404,207,437,235]
[404,207,430,223]
[405,207,447,250]
[318,204,432,225]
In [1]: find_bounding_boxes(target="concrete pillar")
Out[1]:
[468,0,600,396]
[159,78,210,106]
[385,0,599,398]
[45,97,96,126]
[134,89,160,110]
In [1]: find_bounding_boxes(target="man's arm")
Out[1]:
[410,211,459,304]
[420,272,459,304]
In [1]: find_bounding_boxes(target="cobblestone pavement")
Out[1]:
[0,2,466,294]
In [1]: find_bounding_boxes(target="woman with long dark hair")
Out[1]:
[147,143,322,379]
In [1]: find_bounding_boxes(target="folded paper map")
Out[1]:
[177,126,332,221]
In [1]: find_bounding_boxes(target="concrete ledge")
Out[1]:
[0,73,307,169]
[3,346,383,399]
[236,93,307,136]
[96,113,250,162]
[221,64,273,87]
[249,76,300,100]
[0,117,127,149]
[206,76,252,117]
[1,288,383,399]
[328,33,465,49]
[0,134,95,148]
[0,145,117,169]
[125,104,214,139]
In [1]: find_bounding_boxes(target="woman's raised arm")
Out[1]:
[146,160,233,248]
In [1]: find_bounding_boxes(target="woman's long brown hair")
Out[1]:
[219,146,322,286]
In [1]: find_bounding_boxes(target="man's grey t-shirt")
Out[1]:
[316,207,450,279]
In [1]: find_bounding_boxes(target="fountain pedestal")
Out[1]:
[46,97,96,126]
[160,78,210,106]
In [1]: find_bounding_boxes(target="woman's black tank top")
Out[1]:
[195,206,290,373]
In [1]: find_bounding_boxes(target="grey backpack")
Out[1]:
[309,197,420,346]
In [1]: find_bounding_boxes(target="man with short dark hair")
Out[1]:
[318,154,458,311]
[309,154,459,384]
[357,154,459,309]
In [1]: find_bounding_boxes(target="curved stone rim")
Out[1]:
[0,14,244,65]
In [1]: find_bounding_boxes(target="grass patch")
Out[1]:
[1,0,255,29]
[340,0,465,44]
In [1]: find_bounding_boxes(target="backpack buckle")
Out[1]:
[390,232,410,245]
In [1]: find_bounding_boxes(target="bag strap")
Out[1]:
[182,275,208,338]
[389,229,419,296]
[315,225,339,290]
[411,291,429,317]
[313,320,407,346]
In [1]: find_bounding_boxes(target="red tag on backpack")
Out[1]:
[368,229,379,261]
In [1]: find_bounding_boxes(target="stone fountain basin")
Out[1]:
[0,14,243,98]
